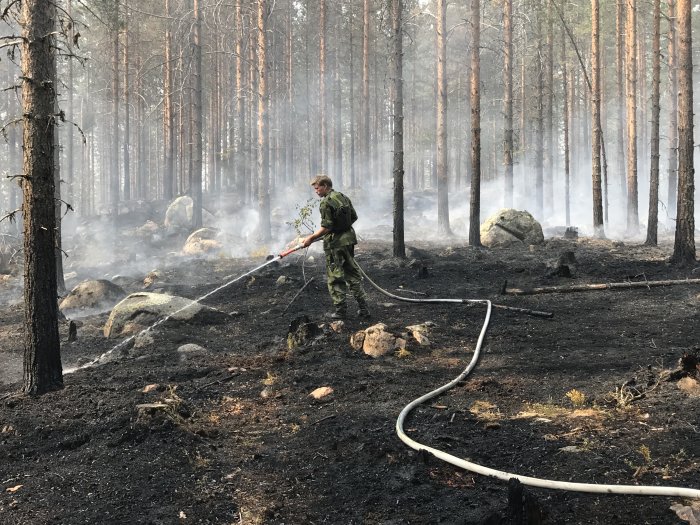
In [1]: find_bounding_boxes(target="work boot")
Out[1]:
[356,299,371,320]
[324,305,347,320]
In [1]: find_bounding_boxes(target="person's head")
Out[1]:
[310,174,332,197]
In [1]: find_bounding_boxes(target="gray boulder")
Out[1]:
[104,292,229,337]
[480,209,544,248]
[59,279,127,315]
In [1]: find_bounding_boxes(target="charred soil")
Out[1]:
[1,238,699,524]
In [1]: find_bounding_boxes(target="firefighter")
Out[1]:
[302,175,370,320]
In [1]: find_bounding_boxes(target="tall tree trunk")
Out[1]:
[334,4,343,187]
[436,0,451,235]
[248,27,258,203]
[671,0,696,264]
[111,5,120,215]
[235,0,247,200]
[544,0,554,217]
[52,39,65,294]
[66,0,75,204]
[646,0,661,245]
[534,0,544,220]
[591,0,604,237]
[468,0,482,247]
[286,0,294,188]
[163,0,174,201]
[503,0,514,208]
[319,0,327,174]
[361,0,370,185]
[667,0,678,223]
[257,0,272,240]
[20,0,63,395]
[191,0,203,228]
[562,26,571,226]
[123,11,131,202]
[349,2,356,189]
[615,0,626,204]
[625,0,639,234]
[391,0,405,258]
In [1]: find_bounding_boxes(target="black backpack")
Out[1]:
[329,192,357,232]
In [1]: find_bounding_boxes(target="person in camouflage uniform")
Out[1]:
[301,175,370,320]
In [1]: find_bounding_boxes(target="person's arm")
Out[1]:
[302,226,331,247]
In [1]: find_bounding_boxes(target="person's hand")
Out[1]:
[302,236,313,248]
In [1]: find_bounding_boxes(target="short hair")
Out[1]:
[310,175,332,188]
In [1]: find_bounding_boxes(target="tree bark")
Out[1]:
[562,26,571,226]
[257,0,272,240]
[436,0,451,235]
[615,0,626,205]
[333,4,343,187]
[111,5,120,215]
[319,0,327,174]
[645,0,661,246]
[163,0,174,201]
[544,0,554,217]
[391,0,405,258]
[20,0,63,395]
[468,0,481,247]
[591,0,604,237]
[667,0,678,223]
[534,0,544,220]
[191,0,203,229]
[625,0,639,234]
[361,0,370,186]
[503,0,514,209]
[671,0,696,265]
[122,10,131,202]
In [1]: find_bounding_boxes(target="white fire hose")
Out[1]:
[358,265,700,500]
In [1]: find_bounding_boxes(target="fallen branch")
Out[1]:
[312,414,336,425]
[491,303,553,318]
[504,278,700,296]
[283,277,315,313]
[195,374,236,391]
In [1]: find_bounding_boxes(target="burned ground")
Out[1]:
[1,237,699,524]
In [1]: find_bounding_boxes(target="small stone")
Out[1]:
[310,386,334,400]
[329,320,345,333]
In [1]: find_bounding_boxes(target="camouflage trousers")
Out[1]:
[324,245,367,310]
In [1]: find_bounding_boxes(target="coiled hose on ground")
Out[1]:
[358,265,700,500]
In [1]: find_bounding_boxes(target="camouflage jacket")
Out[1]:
[319,190,358,250]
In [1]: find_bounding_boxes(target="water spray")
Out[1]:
[65,242,306,375]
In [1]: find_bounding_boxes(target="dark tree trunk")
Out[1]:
[163,0,174,201]
[534,0,544,220]
[191,0,203,229]
[111,5,120,215]
[122,11,131,202]
[625,0,639,234]
[319,0,327,174]
[503,0,514,208]
[20,0,63,395]
[468,0,482,247]
[667,0,678,223]
[671,0,696,265]
[391,0,405,258]
[591,0,604,237]
[562,26,571,226]
[646,0,661,246]
[436,0,451,235]
[257,0,272,240]
[616,0,626,201]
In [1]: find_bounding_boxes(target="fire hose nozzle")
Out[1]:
[279,243,305,258]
